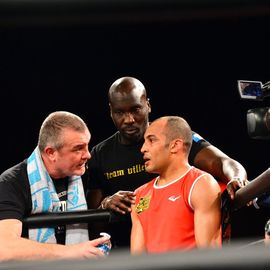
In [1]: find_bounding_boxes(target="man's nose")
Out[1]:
[84,149,91,160]
[141,143,146,153]
[124,112,135,123]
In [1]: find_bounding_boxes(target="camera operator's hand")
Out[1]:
[226,177,249,200]
[264,219,270,246]
[100,191,136,215]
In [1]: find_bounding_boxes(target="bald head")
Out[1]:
[108,76,147,103]
[153,116,193,155]
[108,76,151,144]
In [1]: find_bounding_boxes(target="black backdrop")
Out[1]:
[0,0,270,241]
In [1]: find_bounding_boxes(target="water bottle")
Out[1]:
[97,232,111,255]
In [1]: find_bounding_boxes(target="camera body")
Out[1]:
[237,80,270,139]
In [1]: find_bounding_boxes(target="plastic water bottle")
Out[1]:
[97,232,111,255]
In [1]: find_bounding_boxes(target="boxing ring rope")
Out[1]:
[23,168,270,236]
[23,209,120,228]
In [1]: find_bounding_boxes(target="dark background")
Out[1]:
[0,0,270,241]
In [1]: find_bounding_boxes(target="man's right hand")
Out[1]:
[0,219,111,261]
[101,191,136,214]
[64,234,111,259]
[226,177,249,200]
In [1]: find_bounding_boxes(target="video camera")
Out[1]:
[237,80,270,139]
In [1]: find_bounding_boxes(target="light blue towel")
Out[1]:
[27,146,89,244]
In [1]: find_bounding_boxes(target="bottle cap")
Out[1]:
[97,232,111,255]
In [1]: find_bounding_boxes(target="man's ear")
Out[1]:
[109,103,113,118]
[170,139,183,154]
[44,146,57,161]
[147,98,151,113]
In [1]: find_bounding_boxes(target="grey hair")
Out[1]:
[38,111,89,152]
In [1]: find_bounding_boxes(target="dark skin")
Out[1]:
[193,146,248,200]
[87,76,248,215]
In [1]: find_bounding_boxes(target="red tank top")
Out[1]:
[134,166,209,253]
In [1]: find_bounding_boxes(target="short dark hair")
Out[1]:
[155,116,192,155]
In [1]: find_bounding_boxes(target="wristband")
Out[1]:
[253,197,260,209]
[101,196,110,209]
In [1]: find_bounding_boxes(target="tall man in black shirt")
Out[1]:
[87,76,248,249]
